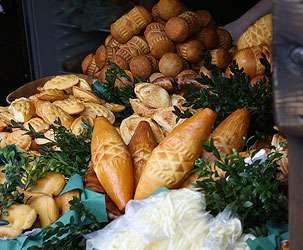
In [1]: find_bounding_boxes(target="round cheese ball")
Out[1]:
[129,56,152,80]
[157,0,183,20]
[165,17,189,42]
[159,53,184,77]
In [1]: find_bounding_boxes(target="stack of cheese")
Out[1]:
[225,13,272,82]
[0,171,79,238]
[86,189,255,250]
[0,74,124,154]
[81,0,235,84]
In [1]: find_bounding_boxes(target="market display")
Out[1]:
[0,0,290,249]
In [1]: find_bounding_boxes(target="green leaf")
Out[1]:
[193,140,288,235]
[183,52,274,144]
[243,201,253,208]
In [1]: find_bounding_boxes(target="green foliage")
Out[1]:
[172,106,193,123]
[11,118,92,177]
[28,196,106,250]
[92,60,136,122]
[181,51,274,141]
[0,145,49,216]
[193,139,288,236]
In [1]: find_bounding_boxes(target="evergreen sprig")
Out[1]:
[0,145,49,216]
[193,139,288,236]
[172,106,193,123]
[92,60,136,122]
[10,118,92,177]
[181,51,274,141]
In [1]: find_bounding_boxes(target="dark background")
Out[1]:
[0,0,259,106]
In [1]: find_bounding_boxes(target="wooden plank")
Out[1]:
[272,0,303,249]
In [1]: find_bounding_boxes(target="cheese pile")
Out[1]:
[86,189,255,250]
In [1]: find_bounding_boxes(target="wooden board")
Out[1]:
[273,1,303,249]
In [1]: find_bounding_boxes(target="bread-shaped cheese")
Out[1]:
[127,35,150,56]
[27,172,66,196]
[181,108,250,189]
[177,73,209,90]
[36,88,68,101]
[81,53,95,76]
[195,9,212,27]
[120,114,164,145]
[144,22,175,59]
[271,132,288,178]
[0,204,37,238]
[165,17,189,43]
[105,34,121,49]
[111,54,129,70]
[115,46,136,65]
[159,53,184,77]
[85,163,106,193]
[116,36,150,64]
[70,115,94,136]
[36,100,74,129]
[80,102,115,124]
[151,3,160,17]
[53,97,86,115]
[103,102,126,113]
[151,76,180,94]
[209,48,231,70]
[130,98,157,118]
[111,6,152,44]
[0,166,5,184]
[0,119,7,132]
[149,72,165,82]
[34,129,55,145]
[27,195,59,228]
[8,97,35,123]
[0,132,9,148]
[0,111,15,127]
[91,117,134,212]
[84,164,123,219]
[194,27,219,50]
[77,78,92,92]
[129,56,152,80]
[176,39,204,63]
[145,54,159,72]
[134,108,217,200]
[128,121,157,187]
[237,14,272,50]
[134,82,171,108]
[217,28,233,50]
[55,189,80,215]
[179,11,202,35]
[6,130,32,151]
[157,0,183,20]
[151,106,182,133]
[43,74,79,90]
[233,45,272,78]
[95,45,117,69]
[24,117,50,133]
[72,86,103,104]
[165,11,201,42]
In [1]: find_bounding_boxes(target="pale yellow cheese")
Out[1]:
[86,189,254,250]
